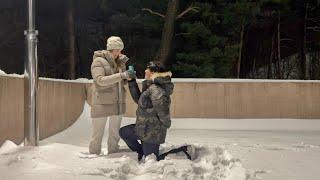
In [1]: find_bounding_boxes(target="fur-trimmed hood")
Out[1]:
[150,71,172,80]
[151,71,174,95]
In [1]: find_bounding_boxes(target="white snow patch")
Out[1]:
[0,140,19,155]
[0,102,250,180]
[0,69,6,75]
[170,78,320,83]
[0,142,249,180]
[40,77,92,83]
[0,69,23,78]
[106,144,248,180]
[2,69,320,84]
[0,71,92,83]
[292,142,320,149]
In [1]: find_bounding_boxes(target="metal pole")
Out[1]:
[24,0,39,146]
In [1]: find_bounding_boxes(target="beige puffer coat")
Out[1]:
[90,50,128,118]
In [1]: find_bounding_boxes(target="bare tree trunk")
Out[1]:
[317,51,320,79]
[67,0,76,79]
[237,20,245,78]
[299,4,308,80]
[268,31,275,79]
[305,4,310,80]
[252,57,257,78]
[157,0,179,64]
[277,11,282,79]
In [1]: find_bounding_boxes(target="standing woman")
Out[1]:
[119,61,195,161]
[89,36,136,155]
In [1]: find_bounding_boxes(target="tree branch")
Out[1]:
[307,18,320,22]
[286,64,295,79]
[141,8,165,18]
[175,33,191,37]
[176,6,200,20]
[280,38,295,42]
[307,26,320,32]
[281,45,296,49]
[307,25,320,28]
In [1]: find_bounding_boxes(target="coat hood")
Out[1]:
[93,50,129,68]
[151,72,174,95]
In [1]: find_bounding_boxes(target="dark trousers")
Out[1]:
[119,124,159,157]
[119,124,188,161]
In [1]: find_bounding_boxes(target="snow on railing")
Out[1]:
[1,71,320,84]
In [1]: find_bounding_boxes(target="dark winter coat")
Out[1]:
[128,72,174,144]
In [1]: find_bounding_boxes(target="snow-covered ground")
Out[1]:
[1,103,319,180]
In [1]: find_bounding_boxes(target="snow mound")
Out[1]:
[100,145,247,180]
[0,140,18,155]
[0,142,248,180]
[0,69,6,75]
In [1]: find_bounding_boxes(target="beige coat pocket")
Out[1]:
[93,88,117,105]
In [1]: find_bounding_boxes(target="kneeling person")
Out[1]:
[119,61,195,161]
